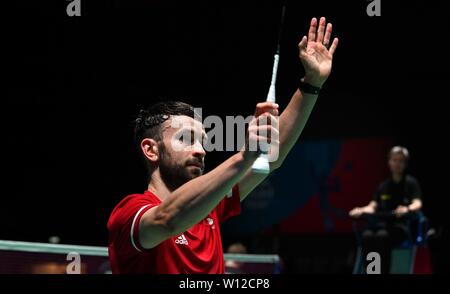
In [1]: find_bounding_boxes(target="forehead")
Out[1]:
[162,115,205,134]
[390,152,406,160]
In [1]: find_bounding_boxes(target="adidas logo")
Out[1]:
[207,217,215,229]
[175,234,189,245]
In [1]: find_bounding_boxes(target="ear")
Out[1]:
[141,138,160,164]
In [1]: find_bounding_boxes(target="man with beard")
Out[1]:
[108,17,339,273]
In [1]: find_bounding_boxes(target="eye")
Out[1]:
[178,130,195,145]
[190,131,195,145]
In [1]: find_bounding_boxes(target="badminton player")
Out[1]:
[108,17,338,274]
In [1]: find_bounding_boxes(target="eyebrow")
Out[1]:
[178,126,207,140]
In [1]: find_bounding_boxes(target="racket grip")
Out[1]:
[251,153,270,174]
[252,53,279,174]
[267,84,276,103]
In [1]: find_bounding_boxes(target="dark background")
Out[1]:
[3,0,449,272]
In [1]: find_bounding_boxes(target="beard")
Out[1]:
[158,145,204,191]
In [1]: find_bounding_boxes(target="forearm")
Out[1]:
[273,88,318,168]
[408,199,422,211]
[361,201,377,212]
[238,88,317,200]
[155,151,255,234]
[239,88,318,199]
[368,201,377,208]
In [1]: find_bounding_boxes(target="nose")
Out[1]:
[192,141,206,159]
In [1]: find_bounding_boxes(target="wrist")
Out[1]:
[302,76,325,89]
[299,79,322,95]
[239,149,259,166]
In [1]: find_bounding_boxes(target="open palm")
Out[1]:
[299,17,338,88]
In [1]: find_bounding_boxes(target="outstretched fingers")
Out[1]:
[316,17,326,44]
[329,37,339,55]
[298,35,307,53]
[323,23,332,48]
[308,17,318,42]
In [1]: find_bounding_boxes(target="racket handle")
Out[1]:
[267,84,276,103]
[251,53,279,174]
[251,96,272,174]
[251,153,270,174]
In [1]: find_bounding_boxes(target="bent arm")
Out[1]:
[139,151,256,249]
[239,17,339,201]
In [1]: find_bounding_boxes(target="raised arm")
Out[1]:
[239,17,339,200]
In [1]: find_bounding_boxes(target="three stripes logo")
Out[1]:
[175,234,189,245]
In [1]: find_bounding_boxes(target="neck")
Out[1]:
[392,173,403,183]
[147,169,171,201]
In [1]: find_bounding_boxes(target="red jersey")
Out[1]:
[107,185,240,274]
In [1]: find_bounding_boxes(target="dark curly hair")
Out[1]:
[134,101,200,145]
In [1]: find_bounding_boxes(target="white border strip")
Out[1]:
[0,240,108,256]
[0,240,280,263]
[130,204,151,252]
[223,253,280,263]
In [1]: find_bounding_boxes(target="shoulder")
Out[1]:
[107,192,160,232]
[378,178,391,190]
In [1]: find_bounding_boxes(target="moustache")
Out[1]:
[186,160,204,170]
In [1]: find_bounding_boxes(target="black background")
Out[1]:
[3,0,449,271]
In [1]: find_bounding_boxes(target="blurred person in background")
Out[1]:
[349,146,423,273]
[225,242,248,274]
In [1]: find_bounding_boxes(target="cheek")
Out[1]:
[175,153,190,166]
[169,138,191,153]
[165,149,189,167]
